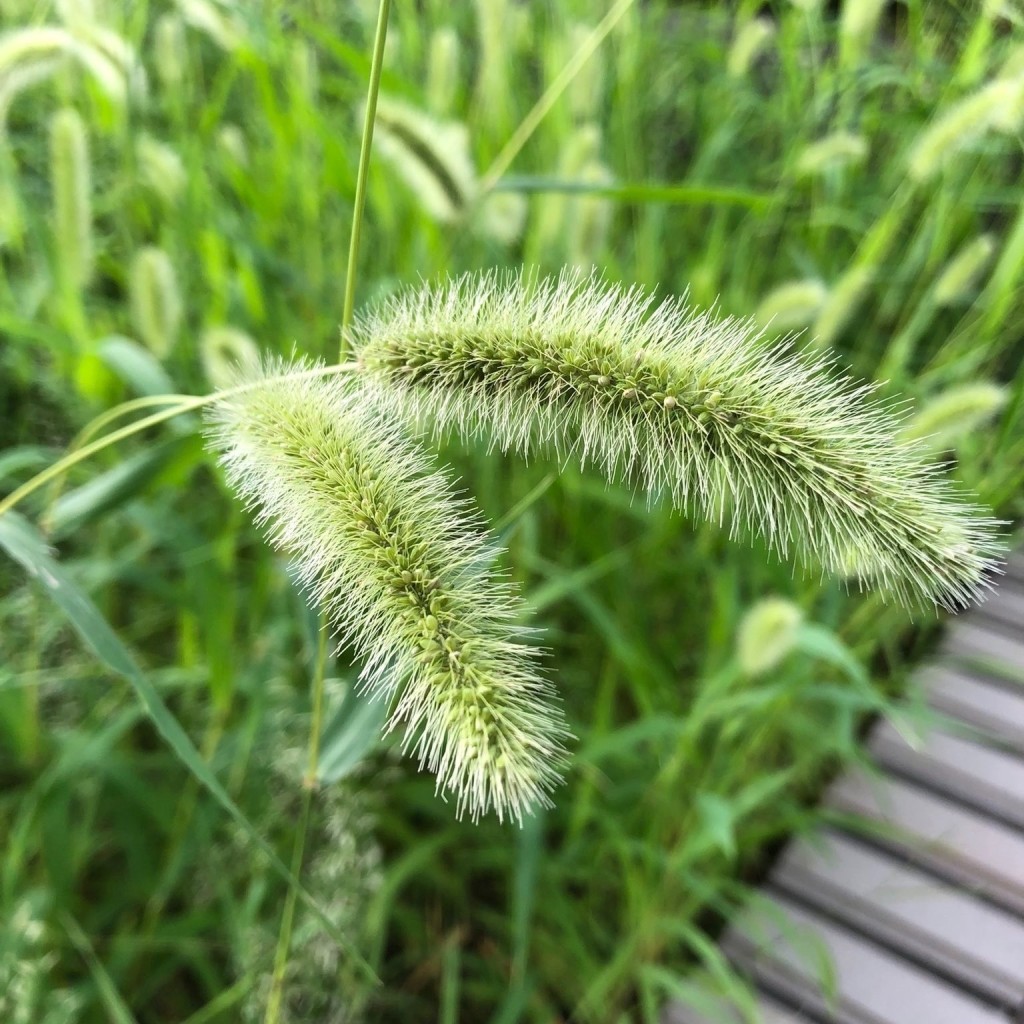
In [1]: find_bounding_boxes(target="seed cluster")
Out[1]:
[354,270,1001,608]
[208,361,568,823]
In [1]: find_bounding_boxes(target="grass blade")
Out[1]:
[0,510,377,983]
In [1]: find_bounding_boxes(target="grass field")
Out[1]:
[1,1,1022,1022]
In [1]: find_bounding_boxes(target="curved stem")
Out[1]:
[42,394,197,522]
[0,362,361,521]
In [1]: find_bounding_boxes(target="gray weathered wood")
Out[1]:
[1007,550,1024,584]
[921,664,1024,753]
[827,771,1024,917]
[771,830,1024,1006]
[722,892,1007,1024]
[869,719,1024,828]
[976,582,1024,633]
[944,619,1024,677]
[662,986,808,1024]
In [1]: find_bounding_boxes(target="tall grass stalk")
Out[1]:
[340,0,391,347]
[479,0,635,193]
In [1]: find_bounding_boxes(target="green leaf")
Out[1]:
[0,445,56,486]
[45,436,196,539]
[98,335,176,397]
[62,912,139,1024]
[317,679,389,784]
[0,510,376,983]
[495,176,773,211]
[695,792,737,860]
[794,623,870,688]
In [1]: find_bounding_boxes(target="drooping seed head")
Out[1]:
[352,269,1002,610]
[795,132,868,178]
[207,360,569,823]
[736,597,803,676]
[933,234,996,307]
[727,17,775,80]
[755,279,827,332]
[900,382,1007,454]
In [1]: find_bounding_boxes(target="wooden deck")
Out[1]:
[667,553,1024,1024]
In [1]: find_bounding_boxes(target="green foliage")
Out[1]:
[1,1,1022,1023]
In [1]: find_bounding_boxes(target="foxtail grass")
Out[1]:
[353,270,1001,609]
[208,360,569,823]
[49,107,92,290]
[129,246,182,358]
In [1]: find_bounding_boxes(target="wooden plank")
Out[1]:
[662,987,808,1024]
[869,719,1024,829]
[1007,550,1024,585]
[722,891,1005,1024]
[771,830,1024,1006]
[827,771,1024,917]
[976,583,1024,633]
[944,619,1024,677]
[920,664,1024,753]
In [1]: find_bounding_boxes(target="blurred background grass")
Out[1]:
[1,1,1022,1021]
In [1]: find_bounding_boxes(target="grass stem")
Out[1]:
[340,0,391,352]
[479,0,636,194]
[0,363,359,520]
[264,625,329,1024]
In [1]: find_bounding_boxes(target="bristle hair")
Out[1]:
[352,270,1002,610]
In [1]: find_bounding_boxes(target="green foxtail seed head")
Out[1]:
[839,0,885,66]
[908,75,1024,181]
[736,597,803,676]
[49,106,93,290]
[153,13,187,90]
[135,135,187,205]
[795,132,868,178]
[0,54,63,129]
[373,95,476,224]
[216,123,248,167]
[201,326,260,390]
[426,26,459,116]
[0,26,130,105]
[727,17,775,80]
[208,360,569,823]
[900,383,1007,454]
[176,0,246,51]
[373,95,520,245]
[755,279,827,332]
[129,246,182,359]
[352,270,1001,610]
[811,263,874,348]
[69,13,149,99]
[933,234,996,306]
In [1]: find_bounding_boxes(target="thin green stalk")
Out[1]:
[340,0,391,350]
[41,394,195,523]
[0,363,359,520]
[0,399,204,520]
[267,0,390,1008]
[479,0,636,194]
[264,625,329,1024]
